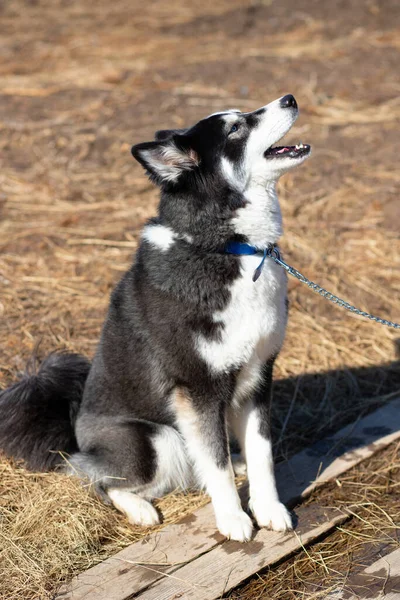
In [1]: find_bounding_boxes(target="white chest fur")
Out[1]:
[196,255,287,391]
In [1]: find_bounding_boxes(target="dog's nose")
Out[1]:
[280,94,298,109]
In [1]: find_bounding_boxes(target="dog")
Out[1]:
[0,94,311,542]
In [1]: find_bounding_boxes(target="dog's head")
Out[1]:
[131,95,310,190]
[132,95,311,248]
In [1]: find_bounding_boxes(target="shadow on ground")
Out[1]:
[272,347,400,461]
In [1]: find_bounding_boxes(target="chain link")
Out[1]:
[266,246,400,330]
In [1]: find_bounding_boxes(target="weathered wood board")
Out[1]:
[56,505,223,600]
[57,397,400,600]
[138,505,348,600]
[330,547,400,600]
[277,396,400,505]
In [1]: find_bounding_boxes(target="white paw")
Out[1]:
[108,489,160,527]
[216,510,253,542]
[249,499,292,531]
[127,500,160,527]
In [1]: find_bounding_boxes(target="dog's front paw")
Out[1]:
[216,510,253,542]
[249,498,292,532]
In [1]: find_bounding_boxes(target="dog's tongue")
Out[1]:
[276,147,290,154]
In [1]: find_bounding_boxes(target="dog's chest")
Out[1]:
[196,255,287,378]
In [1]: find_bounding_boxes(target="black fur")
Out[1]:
[69,109,266,490]
[0,95,312,541]
[0,100,302,537]
[0,352,90,470]
[0,108,279,480]
[253,355,276,440]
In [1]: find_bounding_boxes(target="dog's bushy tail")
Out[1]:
[0,352,90,471]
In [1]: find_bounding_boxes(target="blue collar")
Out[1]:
[224,241,277,282]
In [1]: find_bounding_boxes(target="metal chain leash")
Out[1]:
[266,246,400,330]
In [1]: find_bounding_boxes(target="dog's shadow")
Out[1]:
[270,348,400,466]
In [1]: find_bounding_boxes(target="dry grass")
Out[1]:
[1,0,400,598]
[228,442,400,600]
[0,457,209,600]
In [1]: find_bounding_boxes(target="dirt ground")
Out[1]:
[0,0,400,598]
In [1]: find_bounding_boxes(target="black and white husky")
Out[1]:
[0,95,311,542]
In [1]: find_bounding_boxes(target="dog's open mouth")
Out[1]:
[264,143,311,159]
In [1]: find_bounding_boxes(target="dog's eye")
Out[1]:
[228,123,240,135]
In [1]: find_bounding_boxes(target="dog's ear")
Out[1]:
[131,137,199,184]
[154,128,188,141]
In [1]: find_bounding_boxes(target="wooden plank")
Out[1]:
[139,505,348,600]
[329,547,400,599]
[277,396,400,506]
[56,504,221,599]
[57,397,400,600]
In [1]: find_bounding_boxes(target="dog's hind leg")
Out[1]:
[107,488,160,526]
[69,416,192,526]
